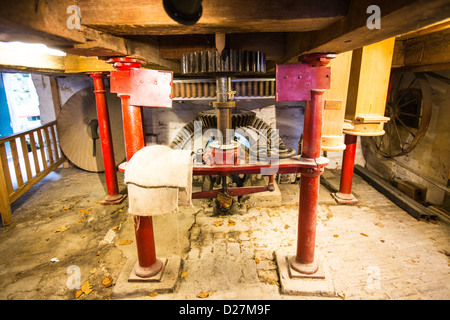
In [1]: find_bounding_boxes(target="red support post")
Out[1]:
[289,89,325,274]
[278,52,335,276]
[107,57,163,279]
[88,72,125,205]
[333,134,359,204]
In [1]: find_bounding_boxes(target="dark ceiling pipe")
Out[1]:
[163,0,203,25]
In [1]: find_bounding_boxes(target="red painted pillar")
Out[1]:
[290,89,325,274]
[107,57,163,278]
[88,72,125,204]
[334,134,359,204]
[121,93,163,278]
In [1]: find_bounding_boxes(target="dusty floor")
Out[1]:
[0,166,449,300]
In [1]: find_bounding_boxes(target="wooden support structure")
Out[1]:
[0,121,66,226]
[283,0,450,64]
[343,37,395,136]
[321,51,353,151]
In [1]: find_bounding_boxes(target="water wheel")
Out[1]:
[369,72,432,157]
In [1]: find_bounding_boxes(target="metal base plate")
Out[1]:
[128,258,167,282]
[100,194,127,205]
[288,256,325,279]
[275,250,336,297]
[332,192,359,205]
[111,255,181,299]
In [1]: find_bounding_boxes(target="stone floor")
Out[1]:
[0,166,449,300]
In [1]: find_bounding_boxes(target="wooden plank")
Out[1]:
[9,157,66,204]
[9,139,23,189]
[0,152,12,226]
[50,125,61,161]
[63,54,114,73]
[19,135,32,183]
[78,0,348,35]
[36,129,48,170]
[43,126,54,164]
[49,77,61,119]
[283,0,450,64]
[0,143,13,196]
[28,132,41,174]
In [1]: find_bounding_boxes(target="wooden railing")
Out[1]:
[0,121,65,226]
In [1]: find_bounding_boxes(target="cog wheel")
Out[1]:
[181,49,266,76]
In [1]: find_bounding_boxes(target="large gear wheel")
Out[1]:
[181,49,266,76]
[196,109,256,129]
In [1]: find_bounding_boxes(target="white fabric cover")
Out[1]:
[125,145,193,216]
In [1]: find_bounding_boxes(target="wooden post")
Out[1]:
[0,152,12,226]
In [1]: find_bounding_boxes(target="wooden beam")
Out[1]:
[63,54,113,73]
[78,0,348,35]
[0,0,85,45]
[0,42,65,73]
[403,28,450,67]
[283,0,450,64]
[343,38,395,136]
[345,38,395,120]
[396,18,450,40]
[57,29,180,72]
[392,26,450,72]
[0,0,179,71]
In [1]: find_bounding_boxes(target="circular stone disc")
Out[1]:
[56,86,125,172]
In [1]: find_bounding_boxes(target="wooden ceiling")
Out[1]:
[0,0,449,74]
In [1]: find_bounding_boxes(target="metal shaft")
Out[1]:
[216,76,233,145]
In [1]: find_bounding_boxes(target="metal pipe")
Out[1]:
[88,72,123,204]
[120,94,145,161]
[133,216,163,278]
[290,89,325,274]
[339,134,358,196]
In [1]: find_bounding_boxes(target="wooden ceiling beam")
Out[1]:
[392,27,450,72]
[0,0,180,72]
[282,0,450,64]
[77,0,349,35]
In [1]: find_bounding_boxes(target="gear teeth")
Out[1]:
[181,49,266,76]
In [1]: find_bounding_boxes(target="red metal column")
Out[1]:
[333,134,359,204]
[88,72,125,205]
[107,57,163,278]
[121,92,163,278]
[290,89,325,274]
